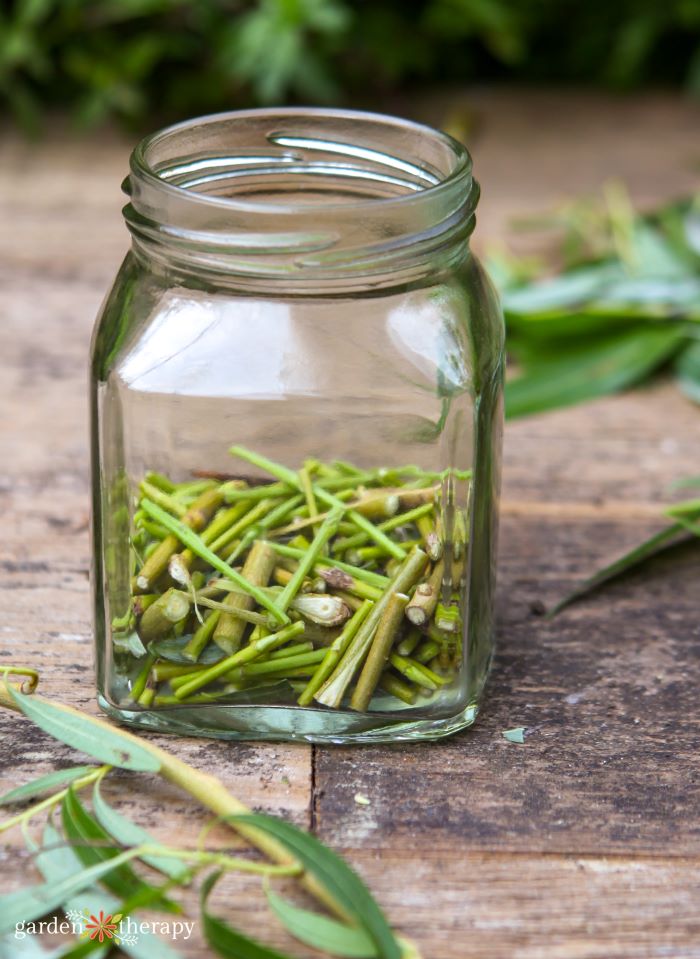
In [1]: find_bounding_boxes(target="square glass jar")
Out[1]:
[90,108,504,743]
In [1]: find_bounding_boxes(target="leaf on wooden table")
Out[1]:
[92,781,190,882]
[265,885,378,958]
[200,873,293,959]
[0,767,96,806]
[501,262,624,314]
[233,814,402,959]
[506,324,686,418]
[0,847,147,936]
[549,522,692,616]
[6,687,160,772]
[61,787,177,911]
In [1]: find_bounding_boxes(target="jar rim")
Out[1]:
[129,106,474,217]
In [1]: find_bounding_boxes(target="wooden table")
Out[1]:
[1,91,699,958]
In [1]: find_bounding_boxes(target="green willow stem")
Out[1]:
[229,445,406,561]
[136,518,169,540]
[268,641,314,659]
[388,653,447,689]
[379,672,416,705]
[222,481,292,502]
[314,547,428,708]
[268,542,388,589]
[214,540,279,654]
[130,651,157,702]
[152,662,207,682]
[173,621,306,699]
[140,498,289,626]
[192,594,269,623]
[276,507,344,612]
[144,471,176,493]
[208,498,274,554]
[334,502,435,554]
[226,494,306,563]
[135,487,223,591]
[299,465,320,534]
[0,680,359,927]
[139,481,188,517]
[350,592,409,711]
[225,648,326,681]
[414,639,442,664]
[136,843,303,877]
[183,608,221,661]
[297,601,373,706]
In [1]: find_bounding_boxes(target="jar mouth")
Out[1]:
[131,107,472,214]
[124,107,478,289]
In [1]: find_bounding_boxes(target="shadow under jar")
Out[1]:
[90,108,504,744]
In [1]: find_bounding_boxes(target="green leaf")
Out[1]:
[0,846,145,936]
[506,309,653,344]
[0,934,66,958]
[506,325,686,418]
[0,766,95,806]
[549,522,691,616]
[92,781,190,881]
[627,219,693,280]
[501,262,624,314]
[61,787,176,911]
[150,636,223,665]
[502,727,525,744]
[266,885,377,958]
[232,814,401,959]
[6,686,160,772]
[201,873,293,959]
[31,822,184,959]
[675,340,700,405]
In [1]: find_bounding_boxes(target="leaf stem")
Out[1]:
[0,765,110,834]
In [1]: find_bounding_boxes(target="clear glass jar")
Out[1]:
[90,108,504,744]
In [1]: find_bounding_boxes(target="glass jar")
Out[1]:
[90,108,504,744]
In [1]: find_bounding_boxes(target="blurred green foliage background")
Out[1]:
[1,0,699,132]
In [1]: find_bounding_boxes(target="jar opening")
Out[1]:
[124,108,478,289]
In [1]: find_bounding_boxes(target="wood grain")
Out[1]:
[1,91,700,957]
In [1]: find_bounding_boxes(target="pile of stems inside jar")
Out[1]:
[121,446,470,712]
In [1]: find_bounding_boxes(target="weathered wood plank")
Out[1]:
[314,515,700,855]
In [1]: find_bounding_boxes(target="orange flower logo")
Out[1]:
[83,911,122,943]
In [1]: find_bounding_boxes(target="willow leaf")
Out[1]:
[0,767,95,806]
[266,886,377,958]
[675,340,700,404]
[61,787,177,911]
[501,262,624,314]
[6,687,160,772]
[549,522,691,616]
[0,847,143,935]
[32,822,184,959]
[201,873,293,959]
[149,636,222,665]
[92,781,190,882]
[506,324,686,418]
[233,814,401,959]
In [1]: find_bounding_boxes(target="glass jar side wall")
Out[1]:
[91,254,503,743]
